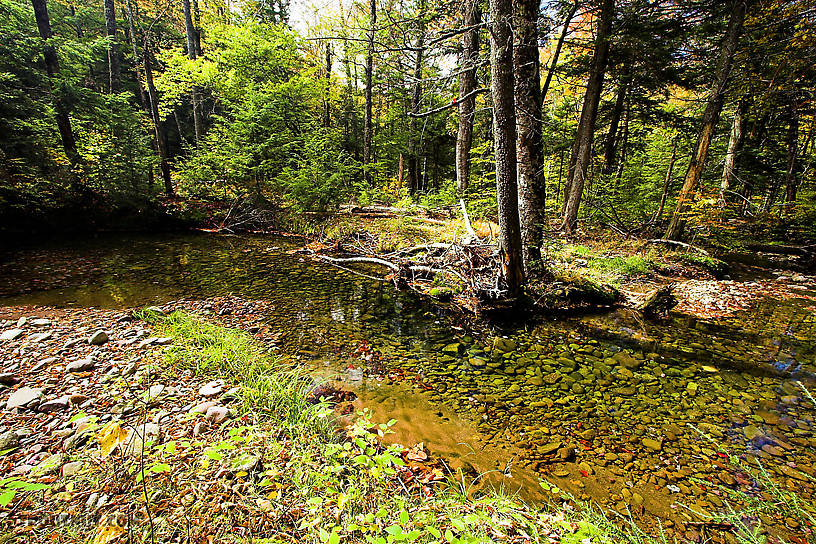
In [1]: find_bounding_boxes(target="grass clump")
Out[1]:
[138,309,334,437]
[675,253,730,279]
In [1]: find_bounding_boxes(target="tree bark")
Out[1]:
[719,98,748,203]
[514,0,545,267]
[489,0,525,296]
[541,0,578,104]
[324,42,332,127]
[123,0,147,109]
[561,0,614,234]
[103,0,121,92]
[192,0,202,56]
[782,100,799,215]
[183,0,203,145]
[31,0,80,166]
[407,3,425,194]
[664,0,747,240]
[654,138,678,221]
[602,72,628,176]
[143,35,173,195]
[363,0,376,184]
[455,0,480,194]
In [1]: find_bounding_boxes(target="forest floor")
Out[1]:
[0,298,633,543]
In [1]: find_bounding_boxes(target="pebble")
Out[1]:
[66,357,96,373]
[61,461,83,477]
[0,372,20,386]
[0,430,20,451]
[39,395,71,413]
[88,330,109,345]
[6,387,44,409]
[642,437,663,452]
[206,405,231,424]
[0,329,24,341]
[199,380,225,397]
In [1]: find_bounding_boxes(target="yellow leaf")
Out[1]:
[98,421,128,458]
[93,519,125,544]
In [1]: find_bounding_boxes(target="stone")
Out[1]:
[538,441,562,455]
[0,431,20,452]
[61,461,83,477]
[144,385,167,403]
[742,425,763,441]
[29,331,52,343]
[189,401,217,415]
[206,405,231,424]
[0,329,24,341]
[66,357,95,373]
[199,380,225,397]
[124,423,161,455]
[0,373,20,386]
[31,318,51,326]
[441,343,461,355]
[492,338,517,353]
[155,337,173,345]
[88,330,109,345]
[642,437,663,452]
[39,395,71,413]
[557,446,576,461]
[144,306,165,316]
[6,387,44,409]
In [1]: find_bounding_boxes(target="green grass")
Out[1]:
[545,242,655,287]
[138,309,334,438]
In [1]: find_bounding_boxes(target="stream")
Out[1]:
[2,232,815,536]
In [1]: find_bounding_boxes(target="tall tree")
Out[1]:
[720,98,749,202]
[407,1,426,194]
[103,0,121,92]
[514,0,545,266]
[541,0,578,104]
[182,0,203,144]
[363,0,376,183]
[455,0,480,193]
[601,71,628,176]
[781,98,800,214]
[489,0,525,295]
[143,33,173,195]
[30,0,79,166]
[664,0,748,240]
[560,0,614,234]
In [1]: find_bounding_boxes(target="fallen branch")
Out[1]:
[459,199,477,241]
[317,255,399,271]
[645,239,710,256]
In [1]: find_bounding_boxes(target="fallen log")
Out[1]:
[645,238,710,256]
[317,255,399,271]
[636,283,678,316]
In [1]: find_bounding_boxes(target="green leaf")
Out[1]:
[0,490,16,507]
[399,510,409,524]
[427,527,441,538]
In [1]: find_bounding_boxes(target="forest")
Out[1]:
[1,0,816,542]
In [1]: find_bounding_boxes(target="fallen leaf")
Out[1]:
[98,421,128,458]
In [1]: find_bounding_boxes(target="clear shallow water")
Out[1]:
[2,233,815,536]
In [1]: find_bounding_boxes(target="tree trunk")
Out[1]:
[514,0,545,267]
[541,0,578,103]
[654,138,678,221]
[124,0,147,109]
[455,0,480,194]
[782,100,799,215]
[143,35,173,195]
[31,0,80,166]
[560,0,614,234]
[192,0,202,56]
[489,0,525,296]
[719,98,748,203]
[182,0,203,145]
[602,73,628,176]
[363,0,376,184]
[664,0,747,240]
[407,5,425,194]
[324,42,332,128]
[103,0,121,92]
[613,95,630,187]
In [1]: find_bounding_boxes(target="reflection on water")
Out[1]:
[2,233,814,534]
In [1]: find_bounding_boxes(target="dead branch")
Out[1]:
[645,239,710,256]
